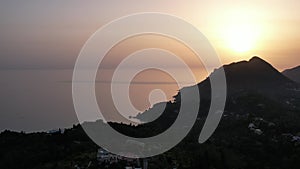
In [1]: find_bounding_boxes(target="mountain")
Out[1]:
[220,56,293,90]
[199,56,296,97]
[137,56,300,122]
[282,65,300,83]
[131,57,300,169]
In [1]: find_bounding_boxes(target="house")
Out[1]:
[97,148,121,164]
[248,123,256,129]
[254,129,263,135]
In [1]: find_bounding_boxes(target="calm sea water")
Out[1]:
[0,69,206,132]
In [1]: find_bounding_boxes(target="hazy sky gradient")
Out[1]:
[1,0,300,69]
[0,0,299,131]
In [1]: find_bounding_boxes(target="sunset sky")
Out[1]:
[0,0,299,131]
[1,0,300,70]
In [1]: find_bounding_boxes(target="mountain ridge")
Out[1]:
[282,65,300,83]
[137,56,299,122]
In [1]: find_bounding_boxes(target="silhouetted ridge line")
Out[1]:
[282,65,300,83]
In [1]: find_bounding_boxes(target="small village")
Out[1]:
[96,148,148,169]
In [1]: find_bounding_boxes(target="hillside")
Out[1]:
[137,56,299,122]
[282,65,300,83]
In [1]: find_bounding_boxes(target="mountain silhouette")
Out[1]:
[222,56,292,88]
[137,56,300,123]
[202,56,294,93]
[282,65,300,83]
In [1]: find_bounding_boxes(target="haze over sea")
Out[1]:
[0,68,208,132]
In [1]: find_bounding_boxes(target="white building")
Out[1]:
[97,148,121,163]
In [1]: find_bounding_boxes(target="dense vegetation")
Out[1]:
[1,92,300,169]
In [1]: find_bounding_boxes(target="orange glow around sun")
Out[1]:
[215,8,264,53]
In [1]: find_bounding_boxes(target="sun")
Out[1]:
[224,23,260,53]
[216,8,263,53]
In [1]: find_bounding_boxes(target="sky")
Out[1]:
[0,0,300,131]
